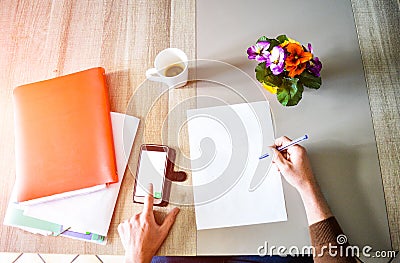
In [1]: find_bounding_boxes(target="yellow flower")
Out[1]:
[280,38,300,48]
[262,82,277,94]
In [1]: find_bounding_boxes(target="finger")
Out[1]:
[160,207,180,235]
[286,143,306,156]
[120,219,129,227]
[271,147,289,170]
[274,136,292,147]
[130,213,141,223]
[143,183,154,216]
[117,222,127,239]
[117,224,127,250]
[117,223,123,235]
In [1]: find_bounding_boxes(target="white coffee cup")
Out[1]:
[146,48,188,88]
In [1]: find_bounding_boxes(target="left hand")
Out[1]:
[118,184,180,263]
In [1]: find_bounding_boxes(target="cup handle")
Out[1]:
[146,68,162,82]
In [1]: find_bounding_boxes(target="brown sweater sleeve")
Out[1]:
[309,216,356,263]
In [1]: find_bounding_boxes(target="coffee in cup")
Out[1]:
[146,48,188,88]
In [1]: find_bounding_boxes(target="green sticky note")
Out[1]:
[91,233,105,242]
[6,208,61,233]
[154,192,162,199]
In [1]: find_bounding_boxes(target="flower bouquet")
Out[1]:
[247,35,322,106]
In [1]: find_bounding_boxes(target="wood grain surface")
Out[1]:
[351,0,400,251]
[0,0,195,255]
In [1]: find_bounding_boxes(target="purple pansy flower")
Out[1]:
[307,43,313,54]
[306,43,322,77]
[247,41,270,62]
[267,46,285,75]
[307,57,322,77]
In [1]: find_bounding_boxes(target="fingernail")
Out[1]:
[174,207,180,215]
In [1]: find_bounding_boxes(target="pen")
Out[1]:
[54,226,71,236]
[259,135,309,159]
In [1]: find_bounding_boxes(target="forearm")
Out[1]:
[272,137,356,262]
[299,182,355,262]
[298,181,333,226]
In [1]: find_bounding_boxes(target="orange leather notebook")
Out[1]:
[13,67,118,204]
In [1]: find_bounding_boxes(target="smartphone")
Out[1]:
[133,144,173,206]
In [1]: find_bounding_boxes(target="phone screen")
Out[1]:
[135,150,167,199]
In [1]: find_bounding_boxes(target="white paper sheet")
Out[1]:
[187,101,287,230]
[23,112,139,236]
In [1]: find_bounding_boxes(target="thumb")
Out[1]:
[271,147,289,171]
[160,207,180,235]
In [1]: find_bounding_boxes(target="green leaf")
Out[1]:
[255,62,267,83]
[256,36,279,50]
[255,63,283,87]
[276,34,288,44]
[267,39,280,49]
[299,71,322,89]
[264,73,282,87]
[276,78,304,106]
[289,82,304,106]
[257,36,268,43]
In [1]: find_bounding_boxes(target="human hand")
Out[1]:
[271,136,317,195]
[272,136,333,225]
[118,184,180,263]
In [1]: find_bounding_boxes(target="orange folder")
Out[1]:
[13,67,118,203]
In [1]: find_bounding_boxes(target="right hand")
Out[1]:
[271,136,317,195]
[272,136,333,226]
[118,184,180,263]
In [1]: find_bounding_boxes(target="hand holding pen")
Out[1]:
[259,135,309,159]
[271,135,321,202]
[249,135,309,191]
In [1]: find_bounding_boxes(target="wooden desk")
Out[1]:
[0,0,196,255]
[0,0,398,255]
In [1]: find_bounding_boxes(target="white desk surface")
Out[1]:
[196,0,391,255]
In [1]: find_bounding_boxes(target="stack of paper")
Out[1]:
[3,112,140,244]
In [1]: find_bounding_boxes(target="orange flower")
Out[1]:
[286,63,307,78]
[285,43,312,77]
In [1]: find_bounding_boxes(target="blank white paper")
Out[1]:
[187,101,287,230]
[23,112,139,236]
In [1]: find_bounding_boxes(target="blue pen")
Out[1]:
[259,135,309,159]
